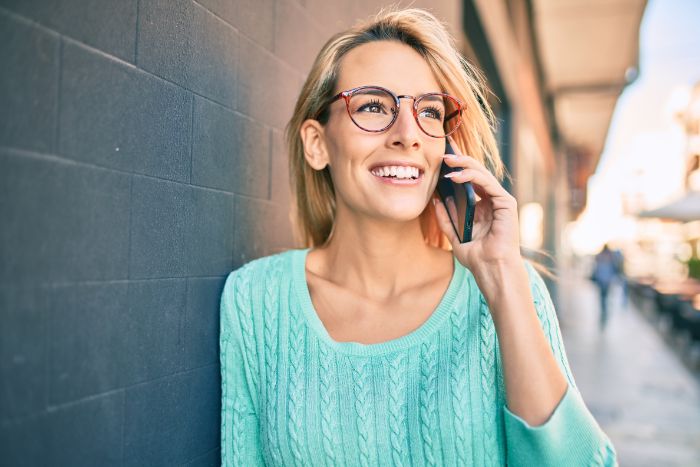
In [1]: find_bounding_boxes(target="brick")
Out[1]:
[59,41,192,183]
[232,114,271,199]
[0,391,124,466]
[194,100,272,198]
[0,149,131,284]
[237,34,300,130]
[270,127,292,206]
[191,96,239,192]
[0,284,50,420]
[183,276,226,369]
[46,391,124,466]
[138,0,238,108]
[196,0,274,50]
[1,0,137,62]
[130,175,237,279]
[184,448,220,467]
[48,278,186,403]
[303,0,353,39]
[121,279,186,385]
[186,187,235,276]
[0,12,59,153]
[129,176,191,279]
[124,365,219,465]
[48,282,129,404]
[274,0,324,74]
[233,196,293,267]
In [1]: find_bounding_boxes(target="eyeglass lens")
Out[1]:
[347,88,460,137]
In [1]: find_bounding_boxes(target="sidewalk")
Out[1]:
[555,269,700,467]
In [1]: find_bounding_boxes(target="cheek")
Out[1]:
[326,133,377,172]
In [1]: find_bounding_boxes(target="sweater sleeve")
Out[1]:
[502,262,618,467]
[220,269,266,466]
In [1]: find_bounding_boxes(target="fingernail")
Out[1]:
[441,153,459,159]
[443,171,459,178]
[432,198,437,206]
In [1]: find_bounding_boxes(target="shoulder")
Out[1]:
[220,248,298,336]
[223,248,296,293]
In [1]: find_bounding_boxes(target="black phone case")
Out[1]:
[436,142,476,243]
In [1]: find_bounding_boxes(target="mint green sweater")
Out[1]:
[220,248,617,466]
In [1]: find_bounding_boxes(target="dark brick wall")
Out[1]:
[0,0,461,464]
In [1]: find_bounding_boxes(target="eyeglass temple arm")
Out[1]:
[445,109,460,121]
[315,92,345,119]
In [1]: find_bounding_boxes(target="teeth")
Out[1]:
[371,166,420,179]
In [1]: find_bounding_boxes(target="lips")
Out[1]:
[368,160,425,174]
[370,169,423,185]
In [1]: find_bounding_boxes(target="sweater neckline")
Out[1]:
[291,247,466,357]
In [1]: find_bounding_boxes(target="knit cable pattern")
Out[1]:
[528,268,577,387]
[592,441,618,466]
[263,256,284,466]
[478,294,498,466]
[319,342,339,465]
[287,297,306,466]
[419,340,439,467]
[386,351,408,467]
[449,304,472,466]
[232,395,247,464]
[234,266,259,398]
[352,357,375,467]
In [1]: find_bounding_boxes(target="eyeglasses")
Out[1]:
[316,85,464,138]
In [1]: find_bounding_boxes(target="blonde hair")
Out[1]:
[285,7,504,249]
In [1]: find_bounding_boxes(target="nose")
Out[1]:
[388,96,422,150]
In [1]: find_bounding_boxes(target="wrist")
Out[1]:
[473,256,530,307]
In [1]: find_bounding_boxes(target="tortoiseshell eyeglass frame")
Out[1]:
[314,85,464,138]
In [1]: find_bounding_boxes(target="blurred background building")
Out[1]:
[1,0,699,465]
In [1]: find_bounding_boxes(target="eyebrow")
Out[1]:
[358,88,446,100]
[419,94,445,102]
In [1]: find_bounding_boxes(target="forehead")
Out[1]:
[336,40,442,94]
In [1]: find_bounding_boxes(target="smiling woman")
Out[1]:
[220,6,618,467]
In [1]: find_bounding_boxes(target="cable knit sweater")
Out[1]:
[219,247,618,466]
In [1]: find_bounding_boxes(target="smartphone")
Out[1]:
[436,141,476,243]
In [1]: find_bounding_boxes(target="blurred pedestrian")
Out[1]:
[591,244,617,328]
[612,247,628,309]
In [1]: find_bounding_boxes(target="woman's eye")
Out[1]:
[359,103,385,113]
[419,107,443,120]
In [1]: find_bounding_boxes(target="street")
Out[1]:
[556,268,700,467]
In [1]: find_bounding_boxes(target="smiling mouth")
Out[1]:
[369,167,423,180]
[370,170,424,185]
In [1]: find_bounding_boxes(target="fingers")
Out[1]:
[441,138,514,206]
[441,138,494,180]
[443,168,514,207]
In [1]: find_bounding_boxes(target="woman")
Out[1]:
[220,7,617,466]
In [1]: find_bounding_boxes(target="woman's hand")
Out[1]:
[432,136,522,276]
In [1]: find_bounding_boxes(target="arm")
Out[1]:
[220,271,265,466]
[434,140,616,465]
[482,260,617,466]
[476,258,568,427]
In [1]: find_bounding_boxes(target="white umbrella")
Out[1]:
[638,191,700,222]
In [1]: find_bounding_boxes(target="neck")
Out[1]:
[310,207,443,302]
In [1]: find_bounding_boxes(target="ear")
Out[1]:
[300,119,330,171]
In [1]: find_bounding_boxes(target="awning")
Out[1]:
[638,192,700,222]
